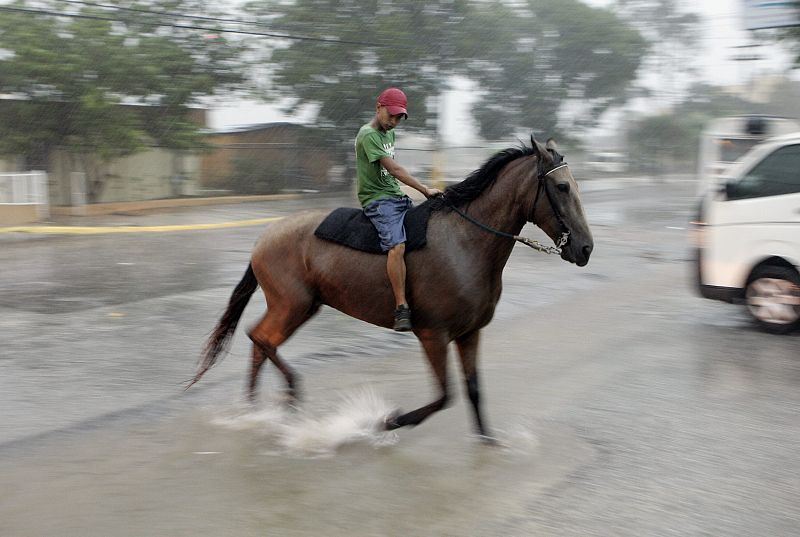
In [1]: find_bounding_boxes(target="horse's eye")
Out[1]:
[557,183,569,193]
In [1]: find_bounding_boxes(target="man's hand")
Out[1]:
[424,187,443,198]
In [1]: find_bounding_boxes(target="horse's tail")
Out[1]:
[187,263,258,389]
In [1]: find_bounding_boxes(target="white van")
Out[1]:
[696,115,800,196]
[693,132,800,334]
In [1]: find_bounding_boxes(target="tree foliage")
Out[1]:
[779,1,800,66]
[625,112,706,173]
[247,0,646,145]
[0,0,247,199]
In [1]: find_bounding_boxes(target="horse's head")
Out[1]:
[529,136,594,267]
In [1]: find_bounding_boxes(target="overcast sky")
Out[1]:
[611,0,795,85]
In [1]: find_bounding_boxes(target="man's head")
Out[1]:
[374,87,408,131]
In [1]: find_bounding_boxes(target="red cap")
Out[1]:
[377,87,408,118]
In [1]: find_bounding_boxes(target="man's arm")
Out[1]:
[379,156,442,198]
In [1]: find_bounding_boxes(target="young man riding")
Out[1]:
[355,87,442,331]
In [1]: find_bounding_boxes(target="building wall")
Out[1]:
[48,147,200,205]
[4,118,335,205]
[0,100,207,205]
[200,124,336,193]
[0,155,24,172]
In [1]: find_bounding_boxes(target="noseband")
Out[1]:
[443,160,571,255]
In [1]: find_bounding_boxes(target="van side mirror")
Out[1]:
[723,180,738,200]
[711,181,729,199]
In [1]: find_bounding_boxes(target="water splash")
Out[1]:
[211,387,399,457]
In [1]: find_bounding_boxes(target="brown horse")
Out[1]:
[189,137,593,440]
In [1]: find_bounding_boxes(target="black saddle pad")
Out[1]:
[314,202,432,254]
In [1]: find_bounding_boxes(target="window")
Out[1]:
[727,144,800,200]
[719,138,759,164]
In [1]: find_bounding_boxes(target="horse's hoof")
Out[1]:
[476,434,499,446]
[283,391,300,411]
[382,410,403,431]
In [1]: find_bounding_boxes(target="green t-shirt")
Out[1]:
[355,123,404,207]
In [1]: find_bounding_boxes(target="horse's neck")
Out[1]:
[456,160,532,272]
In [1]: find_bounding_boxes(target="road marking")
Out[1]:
[0,216,283,235]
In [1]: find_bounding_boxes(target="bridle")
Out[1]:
[531,163,571,249]
[443,159,572,255]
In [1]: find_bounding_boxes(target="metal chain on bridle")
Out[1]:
[442,163,571,255]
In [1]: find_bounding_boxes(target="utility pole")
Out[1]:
[731,43,764,102]
[430,92,446,190]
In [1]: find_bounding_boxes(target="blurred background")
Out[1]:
[2,2,800,536]
[1,0,799,213]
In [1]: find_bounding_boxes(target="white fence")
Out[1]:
[0,171,49,219]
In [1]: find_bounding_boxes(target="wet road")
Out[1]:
[1,180,799,536]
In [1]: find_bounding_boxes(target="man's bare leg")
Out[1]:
[387,242,412,331]
[387,242,407,306]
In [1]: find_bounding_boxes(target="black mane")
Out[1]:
[428,144,537,211]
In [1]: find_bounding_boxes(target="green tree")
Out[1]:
[626,112,706,173]
[679,83,761,118]
[779,1,800,66]
[246,0,645,148]
[0,0,247,201]
[472,0,646,140]
[625,84,758,174]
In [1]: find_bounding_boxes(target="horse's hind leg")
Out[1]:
[249,340,297,405]
[248,300,319,404]
[384,330,450,430]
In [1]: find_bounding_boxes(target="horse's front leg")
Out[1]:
[384,330,450,430]
[455,329,493,442]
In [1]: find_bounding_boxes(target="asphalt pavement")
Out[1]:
[3,175,797,537]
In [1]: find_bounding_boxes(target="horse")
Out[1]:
[189,136,593,441]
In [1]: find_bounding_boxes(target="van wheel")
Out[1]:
[745,265,800,334]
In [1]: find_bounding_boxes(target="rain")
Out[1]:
[1,1,799,535]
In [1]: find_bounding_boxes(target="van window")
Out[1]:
[719,138,760,164]
[727,144,800,200]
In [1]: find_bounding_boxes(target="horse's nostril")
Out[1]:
[582,245,593,258]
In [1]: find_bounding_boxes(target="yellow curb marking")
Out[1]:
[0,216,284,235]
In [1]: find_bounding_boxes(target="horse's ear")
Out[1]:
[545,138,558,152]
[531,134,542,159]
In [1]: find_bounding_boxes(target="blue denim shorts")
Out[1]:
[363,196,413,252]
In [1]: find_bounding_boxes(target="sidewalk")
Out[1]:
[0,192,355,240]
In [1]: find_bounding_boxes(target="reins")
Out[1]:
[441,163,570,255]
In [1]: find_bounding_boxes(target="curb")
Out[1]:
[47,193,306,217]
[0,216,284,235]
